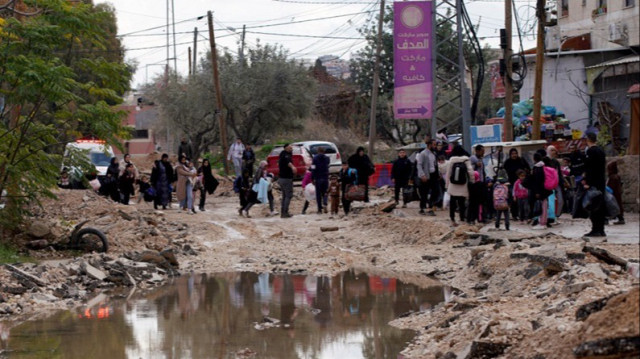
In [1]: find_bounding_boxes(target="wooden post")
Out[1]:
[368,0,385,159]
[193,27,198,75]
[188,47,192,76]
[531,0,545,140]
[207,11,229,175]
[503,0,513,142]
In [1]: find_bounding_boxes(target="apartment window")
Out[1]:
[593,0,607,15]
[561,0,569,16]
[597,0,607,8]
[133,129,149,139]
[624,0,635,8]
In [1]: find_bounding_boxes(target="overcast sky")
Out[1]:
[95,0,538,88]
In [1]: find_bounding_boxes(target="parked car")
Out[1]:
[62,139,115,188]
[266,145,312,179]
[292,141,342,173]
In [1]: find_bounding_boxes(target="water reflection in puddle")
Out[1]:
[1,270,448,359]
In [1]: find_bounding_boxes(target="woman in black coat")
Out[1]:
[503,148,530,219]
[197,159,219,211]
[347,146,375,202]
[105,157,121,202]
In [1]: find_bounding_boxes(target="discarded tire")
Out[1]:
[72,227,108,253]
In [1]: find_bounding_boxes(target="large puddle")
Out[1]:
[1,270,448,359]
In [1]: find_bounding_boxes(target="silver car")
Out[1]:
[293,141,342,173]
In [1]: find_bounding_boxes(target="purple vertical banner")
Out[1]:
[394,1,433,120]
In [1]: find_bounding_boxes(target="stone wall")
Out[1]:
[608,155,640,213]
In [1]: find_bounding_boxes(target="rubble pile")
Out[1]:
[13,189,202,257]
[391,230,640,359]
[0,248,182,317]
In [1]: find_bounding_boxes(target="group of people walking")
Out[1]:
[390,131,617,237]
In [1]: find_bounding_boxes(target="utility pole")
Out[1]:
[208,11,229,175]
[532,0,545,140]
[188,47,192,76]
[239,24,246,64]
[368,0,385,159]
[171,0,177,74]
[503,0,514,142]
[165,0,169,71]
[192,27,198,75]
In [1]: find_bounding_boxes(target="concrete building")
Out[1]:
[318,55,351,80]
[113,92,159,157]
[519,0,639,147]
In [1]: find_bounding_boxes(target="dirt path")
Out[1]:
[2,188,639,358]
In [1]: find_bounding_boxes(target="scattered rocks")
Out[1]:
[575,293,618,321]
[465,341,510,359]
[573,337,640,358]
[563,280,595,295]
[28,221,51,238]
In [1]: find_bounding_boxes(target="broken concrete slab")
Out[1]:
[563,280,595,295]
[575,292,619,321]
[81,262,107,281]
[320,226,339,232]
[5,264,46,287]
[583,246,627,267]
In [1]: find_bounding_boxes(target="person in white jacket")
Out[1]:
[227,138,245,177]
[445,145,475,226]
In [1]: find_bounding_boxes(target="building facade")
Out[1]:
[518,0,639,149]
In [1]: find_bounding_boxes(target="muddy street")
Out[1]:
[1,188,639,358]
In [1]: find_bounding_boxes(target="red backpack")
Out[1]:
[543,166,559,191]
[493,183,509,210]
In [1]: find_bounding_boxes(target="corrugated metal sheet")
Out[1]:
[586,55,640,69]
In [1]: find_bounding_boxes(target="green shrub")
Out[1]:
[0,243,34,264]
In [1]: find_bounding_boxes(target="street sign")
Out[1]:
[470,124,503,145]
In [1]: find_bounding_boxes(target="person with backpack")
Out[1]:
[339,162,357,215]
[524,152,553,229]
[546,145,565,218]
[445,145,475,226]
[493,178,510,230]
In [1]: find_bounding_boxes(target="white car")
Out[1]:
[293,141,342,173]
[62,140,115,187]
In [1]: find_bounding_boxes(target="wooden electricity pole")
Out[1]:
[208,10,229,175]
[192,27,198,75]
[188,47,192,75]
[368,0,385,158]
[532,0,545,140]
[504,0,514,142]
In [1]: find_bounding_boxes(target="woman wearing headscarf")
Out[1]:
[445,145,475,226]
[546,145,565,218]
[347,146,375,202]
[105,157,121,202]
[151,157,170,210]
[176,156,197,213]
[503,148,530,219]
[197,159,219,211]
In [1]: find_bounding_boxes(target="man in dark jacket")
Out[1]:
[391,149,412,207]
[311,146,331,213]
[177,138,193,161]
[583,132,607,237]
[568,143,586,181]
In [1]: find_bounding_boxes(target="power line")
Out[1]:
[118,15,206,37]
[245,30,363,40]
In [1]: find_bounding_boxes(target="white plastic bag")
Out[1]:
[303,183,316,202]
[443,192,451,209]
[89,178,101,192]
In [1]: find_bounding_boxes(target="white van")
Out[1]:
[62,140,115,186]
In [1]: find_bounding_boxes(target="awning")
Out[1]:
[586,55,640,93]
[585,55,640,69]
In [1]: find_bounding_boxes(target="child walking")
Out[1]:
[512,169,529,224]
[493,177,510,230]
[328,175,340,215]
